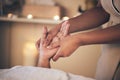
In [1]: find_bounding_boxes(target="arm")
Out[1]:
[77,24,120,45]
[52,24,120,61]
[68,6,110,33]
[62,0,109,33]
[37,57,51,68]
[42,0,110,46]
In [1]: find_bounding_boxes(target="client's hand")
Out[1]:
[37,21,70,68]
[40,27,59,60]
[37,27,59,68]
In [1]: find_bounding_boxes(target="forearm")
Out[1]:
[74,24,120,45]
[68,6,110,33]
[37,57,51,68]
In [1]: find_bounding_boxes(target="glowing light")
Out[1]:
[62,16,69,21]
[27,14,33,19]
[53,15,60,21]
[23,42,38,66]
[7,13,13,18]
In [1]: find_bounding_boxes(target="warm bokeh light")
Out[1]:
[53,15,60,21]
[62,16,69,21]
[7,13,13,18]
[23,42,38,66]
[27,14,33,19]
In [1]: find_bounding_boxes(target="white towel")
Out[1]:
[0,66,69,80]
[0,66,95,80]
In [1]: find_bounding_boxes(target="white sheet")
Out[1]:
[0,66,95,80]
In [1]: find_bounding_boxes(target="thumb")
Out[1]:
[52,48,62,61]
[63,23,70,36]
[35,38,41,50]
[41,26,48,45]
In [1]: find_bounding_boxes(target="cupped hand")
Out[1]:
[36,22,64,49]
[47,21,70,48]
[52,34,80,61]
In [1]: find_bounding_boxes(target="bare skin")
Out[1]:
[51,24,120,61]
[36,0,120,61]
[37,26,58,68]
[37,22,70,68]
[41,0,110,47]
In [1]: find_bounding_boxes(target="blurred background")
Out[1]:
[0,0,100,78]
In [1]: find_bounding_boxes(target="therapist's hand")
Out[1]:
[52,34,80,61]
[41,22,65,47]
[48,21,70,48]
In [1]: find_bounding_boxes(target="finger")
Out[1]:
[60,21,64,32]
[44,34,52,46]
[35,38,41,50]
[52,48,62,61]
[42,26,48,40]
[60,21,69,36]
[47,41,60,49]
[63,23,70,36]
[60,21,66,33]
[50,47,59,58]
[41,26,48,46]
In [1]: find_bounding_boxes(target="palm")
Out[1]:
[40,46,58,59]
[50,21,70,46]
[39,21,70,60]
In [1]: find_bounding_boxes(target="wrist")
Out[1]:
[38,55,50,62]
[73,33,86,46]
[37,56,50,68]
[74,31,96,46]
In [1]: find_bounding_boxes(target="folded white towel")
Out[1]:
[0,66,95,80]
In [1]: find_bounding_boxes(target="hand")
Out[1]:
[47,21,80,61]
[36,23,62,49]
[37,26,59,68]
[47,21,70,48]
[36,21,70,50]
[35,21,67,50]
[44,21,68,46]
[39,21,70,60]
[36,21,70,63]
[39,26,59,61]
[52,34,80,61]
